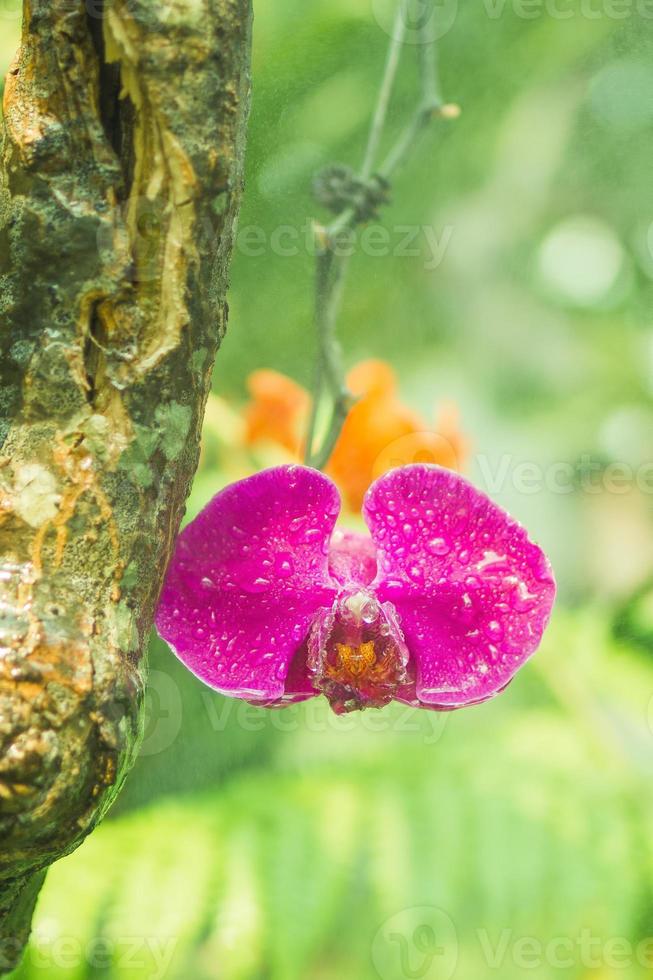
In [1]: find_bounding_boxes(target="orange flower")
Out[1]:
[243,369,310,457]
[242,361,469,512]
[327,360,468,511]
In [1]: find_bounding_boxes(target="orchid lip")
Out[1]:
[306,589,412,713]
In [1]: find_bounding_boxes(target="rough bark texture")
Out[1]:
[0,0,252,971]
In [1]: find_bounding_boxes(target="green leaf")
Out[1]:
[14,715,653,979]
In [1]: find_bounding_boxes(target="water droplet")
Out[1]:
[477,550,508,573]
[451,507,469,531]
[250,577,271,593]
[511,581,538,612]
[360,597,379,623]
[275,554,294,578]
[452,592,476,625]
[428,537,450,556]
[485,620,503,640]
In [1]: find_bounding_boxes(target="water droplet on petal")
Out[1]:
[451,591,476,625]
[275,554,294,578]
[383,578,405,596]
[362,598,378,623]
[485,620,503,640]
[428,537,450,556]
[511,580,538,612]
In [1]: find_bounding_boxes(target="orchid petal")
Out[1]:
[363,465,555,707]
[327,530,378,588]
[156,465,340,700]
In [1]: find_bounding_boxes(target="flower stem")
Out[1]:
[305,0,458,470]
[305,249,351,469]
[360,0,410,181]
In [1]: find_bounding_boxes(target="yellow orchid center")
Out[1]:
[334,640,377,678]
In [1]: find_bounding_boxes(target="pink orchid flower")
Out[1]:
[156,464,555,714]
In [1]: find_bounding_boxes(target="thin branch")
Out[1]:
[418,11,441,106]
[379,30,458,180]
[305,248,351,467]
[360,0,409,181]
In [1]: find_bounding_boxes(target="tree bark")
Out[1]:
[0,0,252,971]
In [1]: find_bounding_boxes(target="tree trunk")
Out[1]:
[0,0,252,971]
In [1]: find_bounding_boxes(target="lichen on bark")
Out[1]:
[0,0,252,971]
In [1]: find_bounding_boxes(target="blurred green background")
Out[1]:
[5,0,653,977]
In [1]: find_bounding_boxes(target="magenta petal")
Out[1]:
[156,465,340,700]
[328,530,378,588]
[363,465,556,707]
